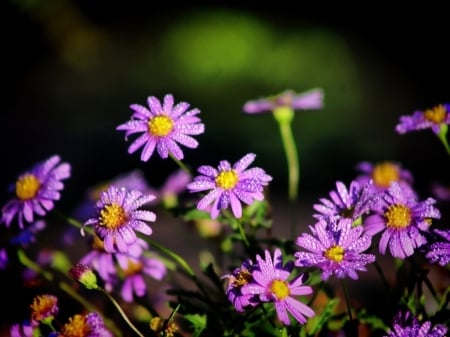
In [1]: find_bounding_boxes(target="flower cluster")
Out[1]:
[1,92,449,337]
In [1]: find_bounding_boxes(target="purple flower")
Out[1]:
[59,312,113,337]
[312,180,379,223]
[354,161,416,197]
[222,259,259,312]
[241,248,315,326]
[243,88,324,114]
[116,94,205,161]
[10,320,36,337]
[0,248,8,269]
[384,311,448,337]
[364,182,441,259]
[186,153,272,219]
[116,251,167,303]
[396,103,450,135]
[425,228,450,266]
[1,155,71,229]
[83,185,156,253]
[30,294,59,323]
[295,217,375,280]
[430,182,450,202]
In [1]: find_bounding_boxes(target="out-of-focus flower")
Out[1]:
[59,312,113,337]
[396,103,450,135]
[10,320,36,337]
[243,88,324,114]
[430,182,450,202]
[116,94,205,161]
[424,228,450,266]
[1,155,71,229]
[354,161,416,197]
[187,153,272,219]
[82,185,156,253]
[383,310,448,337]
[241,248,315,326]
[222,258,259,312]
[364,182,440,259]
[30,294,58,324]
[295,217,375,280]
[312,180,379,224]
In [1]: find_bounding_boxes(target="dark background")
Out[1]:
[2,1,449,211]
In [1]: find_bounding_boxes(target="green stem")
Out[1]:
[273,107,299,238]
[234,217,249,247]
[341,279,353,322]
[437,124,450,156]
[100,288,145,337]
[169,154,192,174]
[146,238,195,277]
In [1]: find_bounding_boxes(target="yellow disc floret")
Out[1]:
[215,170,238,190]
[16,174,41,200]
[122,259,143,277]
[385,204,411,229]
[270,279,290,300]
[30,294,57,322]
[60,314,90,337]
[324,245,345,262]
[231,268,252,288]
[148,115,174,137]
[372,162,399,188]
[424,104,447,124]
[99,203,128,229]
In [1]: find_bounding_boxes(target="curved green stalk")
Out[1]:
[170,154,192,174]
[437,124,450,156]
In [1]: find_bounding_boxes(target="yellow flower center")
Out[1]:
[385,204,411,229]
[148,115,174,137]
[122,259,143,277]
[60,314,90,337]
[15,174,41,200]
[231,268,252,287]
[324,245,345,262]
[30,294,57,322]
[99,203,128,229]
[372,162,399,188]
[269,279,290,300]
[215,170,238,190]
[423,104,447,124]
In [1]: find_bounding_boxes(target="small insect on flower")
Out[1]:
[116,93,205,162]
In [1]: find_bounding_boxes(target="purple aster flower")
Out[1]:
[312,179,379,223]
[243,88,324,114]
[354,161,416,197]
[30,294,59,323]
[116,251,167,303]
[384,311,448,337]
[186,153,272,219]
[157,169,192,208]
[59,312,113,337]
[116,93,205,162]
[82,185,156,253]
[1,155,71,229]
[364,182,441,259]
[424,228,450,266]
[396,103,450,135]
[222,258,259,312]
[79,234,118,290]
[241,248,315,326]
[295,217,375,280]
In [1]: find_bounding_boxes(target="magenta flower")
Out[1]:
[295,217,375,280]
[222,259,259,312]
[186,153,272,219]
[424,228,450,266]
[83,185,156,253]
[10,320,36,337]
[1,155,71,229]
[243,88,324,114]
[312,179,379,223]
[364,182,441,259]
[116,94,205,162]
[60,312,113,337]
[384,311,448,337]
[241,248,315,326]
[396,103,450,135]
[354,160,416,197]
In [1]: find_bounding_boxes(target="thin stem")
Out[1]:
[234,217,249,247]
[169,154,192,174]
[373,260,392,295]
[436,125,450,156]
[100,288,145,337]
[341,279,353,322]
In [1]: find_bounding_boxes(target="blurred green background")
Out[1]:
[2,1,449,209]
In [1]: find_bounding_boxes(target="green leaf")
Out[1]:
[184,314,207,337]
